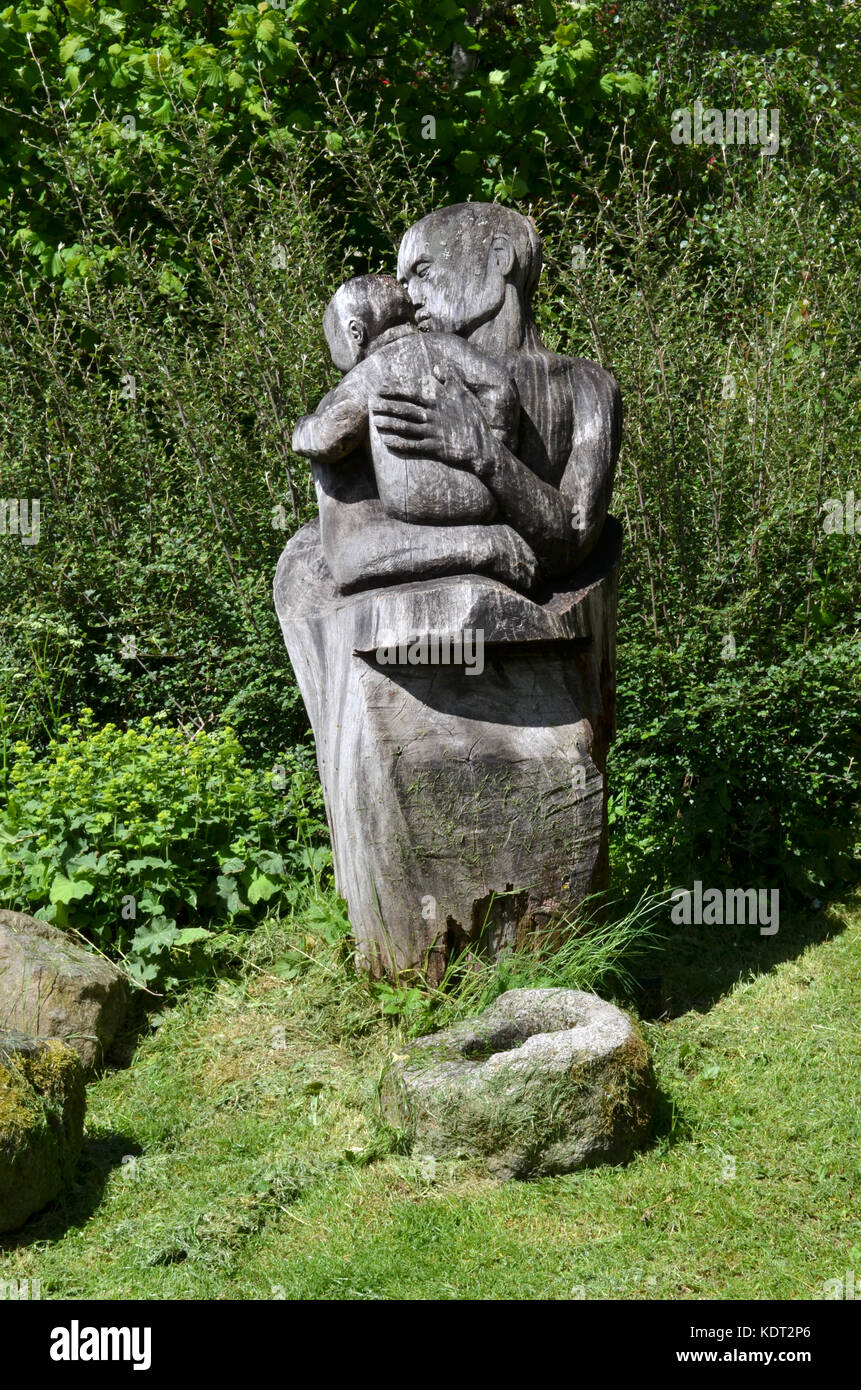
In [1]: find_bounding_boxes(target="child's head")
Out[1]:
[323,274,414,371]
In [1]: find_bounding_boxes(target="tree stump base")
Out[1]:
[274,518,621,981]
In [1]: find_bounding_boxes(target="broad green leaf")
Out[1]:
[569,39,596,64]
[126,857,171,873]
[66,851,100,872]
[247,870,279,904]
[138,891,166,915]
[173,926,213,946]
[612,71,646,96]
[219,857,245,875]
[59,35,84,63]
[299,845,331,872]
[131,918,177,954]
[98,9,125,36]
[128,958,159,986]
[455,150,480,174]
[254,850,285,876]
[49,874,95,904]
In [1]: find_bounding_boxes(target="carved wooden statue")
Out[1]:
[276,203,622,981]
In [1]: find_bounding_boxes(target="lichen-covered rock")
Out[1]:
[383,988,654,1178]
[0,909,129,1073]
[0,1029,86,1233]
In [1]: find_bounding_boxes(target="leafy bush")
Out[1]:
[609,637,861,898]
[1,0,858,912]
[0,0,646,290]
[537,136,861,897]
[0,712,328,986]
[0,153,338,753]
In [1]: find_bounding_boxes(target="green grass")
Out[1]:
[1,895,859,1300]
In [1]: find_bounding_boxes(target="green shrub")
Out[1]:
[1,0,859,910]
[0,711,328,987]
[609,637,861,898]
[0,0,646,291]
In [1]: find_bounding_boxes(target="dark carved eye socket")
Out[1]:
[416,261,430,279]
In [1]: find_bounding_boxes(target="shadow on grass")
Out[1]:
[630,901,850,1021]
[647,1080,694,1152]
[0,1130,140,1251]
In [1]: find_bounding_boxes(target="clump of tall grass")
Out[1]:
[418,891,670,1036]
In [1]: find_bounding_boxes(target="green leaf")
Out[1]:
[49,874,95,904]
[569,39,596,65]
[173,926,213,946]
[219,857,245,875]
[253,850,285,876]
[247,870,279,904]
[611,71,646,97]
[132,917,178,955]
[454,150,480,174]
[128,958,159,986]
[59,35,84,63]
[270,959,299,980]
[67,851,100,872]
[138,891,166,915]
[98,9,125,36]
[157,268,185,297]
[299,845,331,873]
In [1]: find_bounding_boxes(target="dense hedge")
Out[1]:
[1,0,858,916]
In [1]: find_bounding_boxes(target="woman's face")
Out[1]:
[397,220,508,337]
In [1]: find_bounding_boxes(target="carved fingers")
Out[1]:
[372,377,489,469]
[490,526,540,595]
[371,389,441,457]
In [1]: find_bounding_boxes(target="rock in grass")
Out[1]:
[0,1029,86,1234]
[0,910,129,1074]
[384,988,654,1179]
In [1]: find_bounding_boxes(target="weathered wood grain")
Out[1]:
[275,518,620,980]
[277,203,623,980]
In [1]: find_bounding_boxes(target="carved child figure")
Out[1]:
[292,274,520,525]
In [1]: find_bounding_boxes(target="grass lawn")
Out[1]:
[2,896,859,1301]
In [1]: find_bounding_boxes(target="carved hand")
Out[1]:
[484,525,540,594]
[370,363,491,473]
[292,399,368,463]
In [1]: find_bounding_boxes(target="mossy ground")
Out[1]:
[0,897,858,1299]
